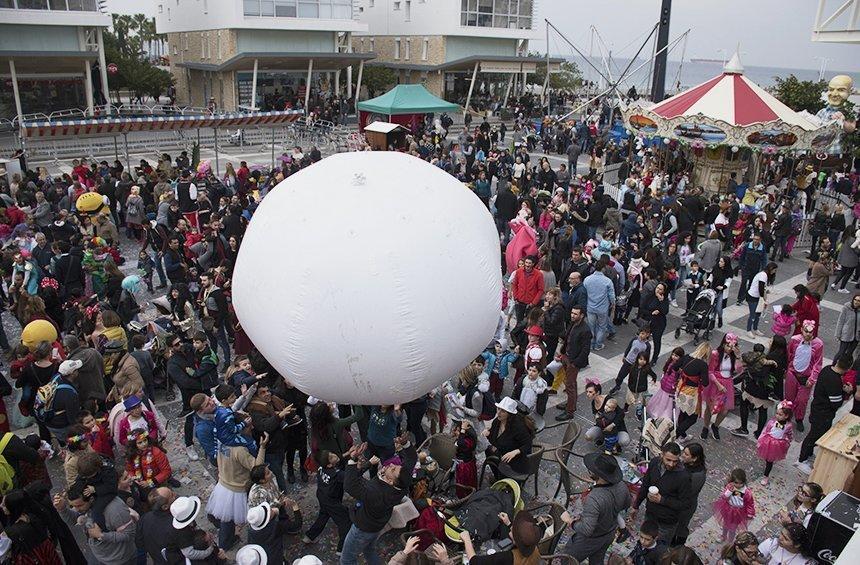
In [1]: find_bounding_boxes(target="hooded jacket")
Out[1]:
[345,444,417,533]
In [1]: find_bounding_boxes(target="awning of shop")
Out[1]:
[0,50,99,74]
[20,110,305,139]
[176,51,376,73]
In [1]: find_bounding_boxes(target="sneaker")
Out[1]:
[547,389,558,395]
[755,329,765,336]
[760,477,769,486]
[554,402,568,410]
[830,283,837,290]
[700,427,710,440]
[185,445,199,461]
[592,344,605,352]
[747,330,757,338]
[555,412,574,421]
[607,385,621,396]
[795,420,805,432]
[730,427,749,437]
[711,424,721,440]
[670,300,679,308]
[838,288,850,294]
[795,460,813,475]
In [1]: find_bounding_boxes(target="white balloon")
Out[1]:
[232,152,503,404]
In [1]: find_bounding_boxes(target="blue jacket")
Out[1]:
[214,406,258,456]
[482,350,519,380]
[194,414,217,464]
[367,408,404,448]
[566,283,588,313]
[583,271,616,314]
[739,242,767,274]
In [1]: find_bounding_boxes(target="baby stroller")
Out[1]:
[673,288,717,344]
[127,295,175,400]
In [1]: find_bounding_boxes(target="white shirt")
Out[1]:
[747,271,768,298]
[758,538,814,565]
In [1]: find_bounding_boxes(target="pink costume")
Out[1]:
[713,484,756,532]
[705,349,742,412]
[756,418,794,463]
[785,334,824,421]
[646,365,679,421]
[505,217,538,274]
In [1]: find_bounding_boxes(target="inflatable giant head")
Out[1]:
[21,319,58,351]
[232,152,502,404]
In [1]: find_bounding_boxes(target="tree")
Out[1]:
[103,14,174,104]
[361,66,398,97]
[528,52,582,92]
[772,75,827,114]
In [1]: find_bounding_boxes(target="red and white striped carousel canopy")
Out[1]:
[650,53,820,130]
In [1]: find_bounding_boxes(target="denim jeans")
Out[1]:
[340,524,382,565]
[217,518,235,549]
[587,310,609,348]
[206,322,231,367]
[265,451,287,491]
[746,297,761,331]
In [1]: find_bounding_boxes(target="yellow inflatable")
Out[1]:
[21,319,58,351]
[76,192,107,215]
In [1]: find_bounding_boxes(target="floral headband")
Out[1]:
[724,333,738,345]
[85,304,100,320]
[127,429,149,443]
[777,400,794,413]
[802,319,816,331]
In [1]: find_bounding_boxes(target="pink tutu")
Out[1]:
[757,433,790,463]
[713,495,751,531]
[646,388,675,421]
[703,375,734,411]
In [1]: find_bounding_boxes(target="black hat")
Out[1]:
[584,452,623,484]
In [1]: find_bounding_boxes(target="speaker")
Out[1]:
[807,490,860,563]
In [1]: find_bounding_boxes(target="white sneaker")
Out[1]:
[670,300,679,308]
[755,330,765,336]
[185,445,200,461]
[830,283,837,289]
[838,288,850,294]
[747,330,757,338]
[795,460,813,475]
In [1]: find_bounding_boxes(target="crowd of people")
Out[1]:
[0,107,857,565]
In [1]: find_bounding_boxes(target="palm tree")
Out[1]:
[131,13,149,57]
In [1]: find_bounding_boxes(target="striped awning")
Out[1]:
[20,110,304,138]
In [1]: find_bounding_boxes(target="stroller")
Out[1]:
[127,295,175,400]
[673,288,717,344]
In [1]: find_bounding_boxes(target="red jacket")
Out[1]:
[791,295,820,337]
[126,446,171,486]
[511,267,545,306]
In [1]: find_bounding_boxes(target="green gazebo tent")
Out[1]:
[357,84,460,131]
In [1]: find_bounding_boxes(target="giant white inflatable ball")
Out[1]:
[232,151,502,405]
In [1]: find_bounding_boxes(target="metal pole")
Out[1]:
[304,59,314,111]
[114,136,119,162]
[96,28,111,114]
[214,127,220,177]
[542,20,550,110]
[347,65,353,100]
[354,60,364,113]
[123,132,131,172]
[335,70,341,98]
[651,0,673,102]
[271,127,275,171]
[9,60,23,132]
[464,60,479,118]
[250,58,259,111]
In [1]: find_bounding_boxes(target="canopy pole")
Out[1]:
[335,70,341,98]
[502,74,514,109]
[114,136,119,162]
[83,60,94,116]
[8,60,23,134]
[305,59,314,111]
[271,127,275,171]
[354,60,364,113]
[464,60,479,119]
[347,66,353,100]
[97,28,111,114]
[250,58,259,111]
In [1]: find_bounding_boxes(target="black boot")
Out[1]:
[287,463,296,484]
[795,419,805,432]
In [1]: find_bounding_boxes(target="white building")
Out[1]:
[812,0,860,43]
[154,0,373,111]
[0,0,112,123]
[353,0,556,107]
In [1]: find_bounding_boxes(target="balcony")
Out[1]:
[0,0,98,10]
[812,0,860,43]
[243,0,354,20]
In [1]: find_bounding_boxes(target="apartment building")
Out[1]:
[354,0,556,106]
[154,0,373,111]
[0,0,112,123]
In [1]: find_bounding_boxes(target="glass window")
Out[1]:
[477,0,492,13]
[243,0,259,15]
[0,0,14,7]
[275,0,296,16]
[493,15,508,28]
[477,13,492,26]
[261,0,274,16]
[467,0,476,11]
[519,0,532,16]
[298,1,318,17]
[422,38,428,60]
[332,4,350,18]
[49,0,68,9]
[461,0,467,10]
[18,0,49,8]
[318,3,330,18]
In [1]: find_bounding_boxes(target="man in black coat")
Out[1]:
[556,306,592,420]
[771,204,793,261]
[136,487,177,564]
[198,271,231,369]
[166,335,203,461]
[631,442,691,544]
[494,184,518,238]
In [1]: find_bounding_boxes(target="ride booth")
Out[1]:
[363,121,409,150]
[620,53,841,194]
[357,84,460,134]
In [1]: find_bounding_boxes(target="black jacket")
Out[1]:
[167,347,203,393]
[316,466,345,506]
[542,303,566,337]
[344,444,417,533]
[633,457,692,525]
[563,321,592,368]
[247,509,302,565]
[53,248,85,299]
[494,188,518,222]
[45,376,79,428]
[136,508,174,564]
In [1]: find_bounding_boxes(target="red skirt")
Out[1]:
[455,459,477,498]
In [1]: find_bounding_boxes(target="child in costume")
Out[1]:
[756,401,794,486]
[713,468,756,542]
[452,420,478,498]
[646,347,684,421]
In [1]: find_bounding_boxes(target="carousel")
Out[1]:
[621,53,843,192]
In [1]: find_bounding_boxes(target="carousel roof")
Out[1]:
[650,53,819,130]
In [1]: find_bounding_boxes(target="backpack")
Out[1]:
[0,433,16,494]
[32,374,74,422]
[466,385,497,421]
[127,199,141,217]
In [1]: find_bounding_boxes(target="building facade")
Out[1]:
[154,0,372,112]
[0,0,112,123]
[354,0,552,107]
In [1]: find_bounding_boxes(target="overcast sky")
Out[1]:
[109,0,859,72]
